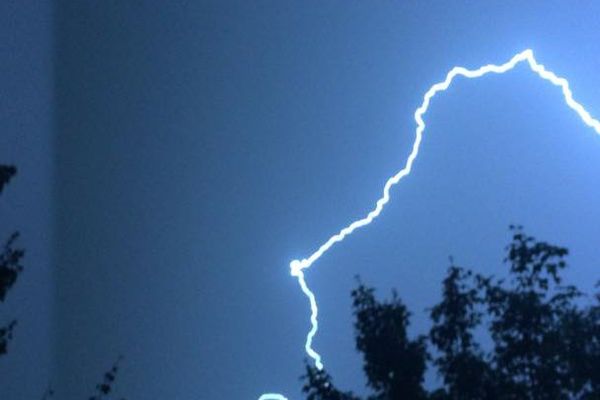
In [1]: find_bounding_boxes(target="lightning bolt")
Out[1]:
[259,49,600,400]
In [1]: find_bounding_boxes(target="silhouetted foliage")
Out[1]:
[302,364,360,400]
[302,226,600,399]
[88,356,127,400]
[1,163,128,400]
[34,357,127,400]
[481,226,583,399]
[0,232,24,303]
[0,164,23,357]
[0,165,16,194]
[351,281,428,400]
[429,263,496,399]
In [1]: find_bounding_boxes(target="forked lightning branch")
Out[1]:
[259,49,600,400]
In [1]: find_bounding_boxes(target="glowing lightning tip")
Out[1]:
[290,259,302,276]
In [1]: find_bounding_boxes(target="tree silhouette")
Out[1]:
[302,366,359,400]
[482,226,583,398]
[1,164,125,399]
[351,282,428,400]
[302,226,600,399]
[429,264,495,399]
[0,165,23,357]
[88,356,127,400]
[37,357,127,400]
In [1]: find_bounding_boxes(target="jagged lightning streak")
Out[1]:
[259,49,600,400]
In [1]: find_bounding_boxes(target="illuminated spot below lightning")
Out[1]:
[258,395,288,400]
[259,49,600,400]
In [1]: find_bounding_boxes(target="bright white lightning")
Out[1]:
[260,49,600,400]
[258,395,288,400]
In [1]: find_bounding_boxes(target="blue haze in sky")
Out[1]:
[3,1,600,399]
[0,1,53,398]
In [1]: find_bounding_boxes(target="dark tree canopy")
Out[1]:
[0,164,23,357]
[302,226,600,400]
[429,265,495,399]
[0,165,16,195]
[351,282,428,400]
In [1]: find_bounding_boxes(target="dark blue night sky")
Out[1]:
[2,2,600,399]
